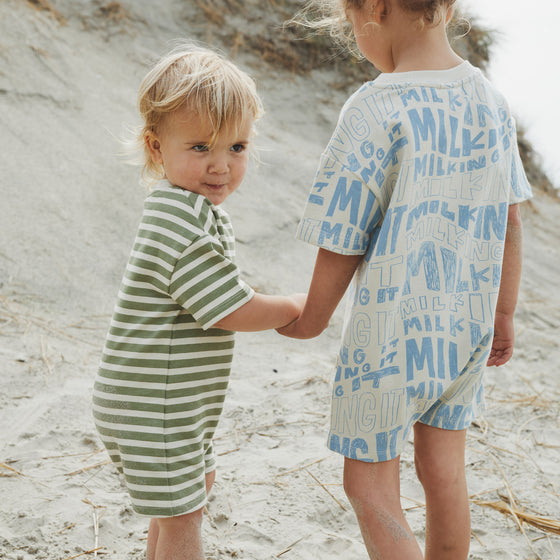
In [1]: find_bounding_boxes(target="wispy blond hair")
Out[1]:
[134,43,263,184]
[289,0,457,55]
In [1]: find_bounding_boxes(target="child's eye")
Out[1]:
[230,144,246,153]
[192,144,209,152]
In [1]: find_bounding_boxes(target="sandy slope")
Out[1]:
[1,1,559,559]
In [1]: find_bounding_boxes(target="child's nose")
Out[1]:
[208,155,229,174]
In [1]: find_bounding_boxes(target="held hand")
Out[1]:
[276,294,309,338]
[288,293,307,315]
[277,249,363,340]
[487,312,515,367]
[276,316,316,339]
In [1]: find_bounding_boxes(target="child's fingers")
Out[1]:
[486,345,513,367]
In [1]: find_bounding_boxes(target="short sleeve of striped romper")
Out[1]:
[93,181,254,517]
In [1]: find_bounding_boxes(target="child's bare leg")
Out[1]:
[343,456,423,559]
[414,423,470,560]
[152,509,204,560]
[147,470,216,560]
[147,518,159,560]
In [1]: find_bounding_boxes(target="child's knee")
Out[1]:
[343,460,368,507]
[344,481,379,518]
[343,460,397,513]
[344,468,376,516]
[157,508,204,534]
[343,471,362,507]
[414,450,465,493]
[414,425,467,491]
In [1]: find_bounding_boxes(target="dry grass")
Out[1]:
[25,0,66,24]
[306,469,347,512]
[59,548,105,560]
[98,1,129,23]
[196,0,225,25]
[473,495,560,536]
[463,379,560,557]
[0,462,24,477]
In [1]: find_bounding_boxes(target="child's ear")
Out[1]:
[444,5,454,24]
[145,130,163,165]
[372,0,387,24]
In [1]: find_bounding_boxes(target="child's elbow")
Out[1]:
[301,319,330,339]
[312,322,330,338]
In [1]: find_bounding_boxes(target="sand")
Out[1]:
[1,1,559,559]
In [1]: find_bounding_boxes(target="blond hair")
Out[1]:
[135,43,263,184]
[291,0,456,54]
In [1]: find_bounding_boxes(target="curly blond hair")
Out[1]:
[134,43,263,184]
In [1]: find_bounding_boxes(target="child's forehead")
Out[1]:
[163,105,254,139]
[165,105,213,132]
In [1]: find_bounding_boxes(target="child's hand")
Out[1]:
[276,318,305,338]
[278,294,307,331]
[277,249,362,340]
[289,293,307,315]
[276,294,316,339]
[487,312,515,367]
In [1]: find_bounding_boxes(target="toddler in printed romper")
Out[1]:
[279,0,532,558]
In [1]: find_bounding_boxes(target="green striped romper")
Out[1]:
[93,180,254,517]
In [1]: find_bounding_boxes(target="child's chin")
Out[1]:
[206,193,226,205]
[207,188,230,204]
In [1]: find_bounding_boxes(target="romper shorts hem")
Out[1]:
[95,429,219,519]
[327,337,490,464]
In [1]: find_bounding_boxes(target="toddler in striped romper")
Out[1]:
[92,44,305,560]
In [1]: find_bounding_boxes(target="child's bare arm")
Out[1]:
[214,293,306,332]
[277,248,363,339]
[487,203,523,367]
